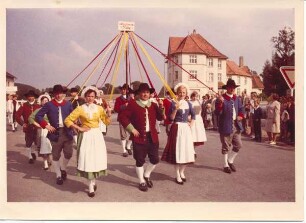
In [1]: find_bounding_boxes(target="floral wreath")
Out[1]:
[81,86,100,98]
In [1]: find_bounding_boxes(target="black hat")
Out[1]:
[119,83,129,90]
[135,83,155,95]
[222,79,240,89]
[128,87,135,94]
[51,84,67,94]
[70,87,79,93]
[24,90,38,98]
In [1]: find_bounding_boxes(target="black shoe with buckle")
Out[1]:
[175,178,184,185]
[138,183,148,192]
[223,167,231,174]
[144,177,153,188]
[61,170,67,180]
[181,177,187,182]
[88,192,95,197]
[127,149,133,155]
[228,162,236,172]
[28,158,34,164]
[31,153,37,160]
[56,177,63,185]
[122,152,128,157]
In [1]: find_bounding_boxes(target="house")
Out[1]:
[6,72,18,95]
[166,30,263,98]
[226,57,253,96]
[167,30,228,97]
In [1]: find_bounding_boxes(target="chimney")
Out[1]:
[193,29,196,35]
[239,56,244,67]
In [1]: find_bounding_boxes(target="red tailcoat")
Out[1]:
[163,97,172,125]
[16,102,40,126]
[118,100,164,144]
[114,95,129,121]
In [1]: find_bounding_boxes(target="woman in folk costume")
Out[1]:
[28,93,52,170]
[189,91,207,157]
[161,83,196,185]
[64,86,111,197]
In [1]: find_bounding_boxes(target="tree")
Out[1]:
[262,27,295,96]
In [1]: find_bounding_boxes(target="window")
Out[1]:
[218,59,222,69]
[238,76,241,84]
[189,70,197,80]
[244,77,247,85]
[207,73,214,82]
[175,71,178,80]
[189,55,197,64]
[208,58,213,67]
[218,73,222,82]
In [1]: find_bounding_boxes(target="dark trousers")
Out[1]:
[24,124,38,148]
[253,119,262,142]
[133,133,159,167]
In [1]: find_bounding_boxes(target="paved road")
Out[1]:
[7,115,295,202]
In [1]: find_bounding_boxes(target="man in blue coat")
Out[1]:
[215,79,245,174]
[36,84,74,185]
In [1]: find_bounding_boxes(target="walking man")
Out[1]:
[15,90,41,163]
[215,79,245,174]
[114,83,133,157]
[35,84,74,185]
[118,83,165,191]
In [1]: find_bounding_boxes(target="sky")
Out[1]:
[6,6,295,92]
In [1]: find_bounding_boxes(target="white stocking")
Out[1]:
[135,166,145,183]
[144,163,156,178]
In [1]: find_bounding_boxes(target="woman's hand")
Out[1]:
[78,126,90,132]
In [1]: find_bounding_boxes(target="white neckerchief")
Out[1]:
[122,95,127,99]
[178,99,189,114]
[82,103,98,119]
[226,93,236,120]
[28,101,35,105]
[140,99,150,131]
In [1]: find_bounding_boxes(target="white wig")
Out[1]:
[81,86,100,98]
[37,93,51,105]
[174,82,189,93]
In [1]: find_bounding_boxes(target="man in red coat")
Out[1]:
[114,84,133,157]
[16,90,41,164]
[118,83,165,192]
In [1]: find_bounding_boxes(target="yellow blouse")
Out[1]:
[64,104,111,128]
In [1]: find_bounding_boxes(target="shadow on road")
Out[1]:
[7,150,88,194]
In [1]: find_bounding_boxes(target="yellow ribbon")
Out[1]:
[131,32,177,102]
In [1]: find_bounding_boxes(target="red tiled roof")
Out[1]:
[226,60,252,77]
[252,74,264,89]
[168,33,227,59]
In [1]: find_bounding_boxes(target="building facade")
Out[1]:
[6,72,17,95]
[167,31,262,98]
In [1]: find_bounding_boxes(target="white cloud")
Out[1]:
[69,40,94,58]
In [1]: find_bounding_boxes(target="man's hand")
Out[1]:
[45,124,56,133]
[131,129,140,137]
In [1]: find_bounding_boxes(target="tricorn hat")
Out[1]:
[24,90,38,98]
[222,79,240,89]
[135,83,155,95]
[51,84,68,94]
[119,83,129,90]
